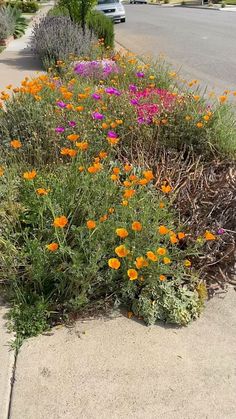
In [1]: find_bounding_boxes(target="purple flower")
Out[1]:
[68,120,76,127]
[55,126,65,133]
[130,99,139,105]
[137,117,145,124]
[107,130,118,138]
[56,101,66,108]
[217,228,225,235]
[129,84,138,93]
[136,72,145,78]
[92,112,105,120]
[105,87,121,96]
[92,93,101,100]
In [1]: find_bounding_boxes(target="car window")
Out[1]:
[97,0,118,4]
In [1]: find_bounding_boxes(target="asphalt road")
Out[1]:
[115,6,236,93]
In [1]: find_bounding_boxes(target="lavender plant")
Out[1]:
[31,16,96,69]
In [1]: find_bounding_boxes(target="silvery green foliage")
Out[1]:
[0,6,16,39]
[30,16,96,69]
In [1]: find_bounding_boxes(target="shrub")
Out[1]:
[0,5,15,39]
[31,16,96,69]
[87,11,114,47]
[59,0,95,32]
[0,5,27,39]
[17,0,39,13]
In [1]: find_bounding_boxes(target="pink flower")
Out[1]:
[55,126,65,133]
[56,101,66,108]
[107,130,118,138]
[92,112,105,120]
[68,121,76,127]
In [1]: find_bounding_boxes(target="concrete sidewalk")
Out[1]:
[9,288,236,419]
[0,2,54,92]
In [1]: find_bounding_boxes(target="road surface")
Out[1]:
[115,6,236,93]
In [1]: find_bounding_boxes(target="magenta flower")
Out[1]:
[105,87,121,96]
[130,99,139,105]
[136,72,145,78]
[92,111,105,120]
[129,84,138,93]
[55,126,65,133]
[56,101,67,108]
[217,228,225,235]
[68,121,76,127]
[92,93,101,100]
[107,130,118,138]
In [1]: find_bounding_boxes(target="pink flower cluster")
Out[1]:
[129,87,177,124]
[74,59,120,79]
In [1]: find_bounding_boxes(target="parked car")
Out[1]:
[95,0,126,23]
[129,0,147,3]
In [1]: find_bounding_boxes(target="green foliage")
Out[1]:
[87,10,114,47]
[18,0,39,13]
[0,5,27,39]
[59,0,96,31]
[8,301,49,348]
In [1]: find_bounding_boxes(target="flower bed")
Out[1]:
[0,52,235,344]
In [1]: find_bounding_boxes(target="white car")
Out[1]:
[95,0,126,23]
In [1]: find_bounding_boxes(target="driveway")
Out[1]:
[115,6,236,93]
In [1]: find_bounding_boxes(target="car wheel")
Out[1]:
[121,18,126,22]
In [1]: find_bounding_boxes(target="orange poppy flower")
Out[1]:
[158,225,169,235]
[135,256,148,269]
[124,164,132,172]
[196,122,203,129]
[127,269,138,280]
[101,123,109,129]
[36,188,49,196]
[122,200,128,207]
[170,234,178,244]
[75,141,88,151]
[178,232,185,240]
[129,174,137,182]
[107,137,119,145]
[143,170,154,181]
[124,189,135,199]
[10,139,22,149]
[204,231,216,241]
[116,228,129,238]
[23,170,37,180]
[146,251,157,262]
[99,214,108,222]
[113,167,120,175]
[87,220,96,229]
[67,134,80,142]
[163,257,171,264]
[111,174,119,181]
[99,151,107,159]
[46,242,59,252]
[157,247,166,256]
[132,221,142,231]
[75,106,84,112]
[115,245,129,258]
[60,148,77,157]
[139,178,149,186]
[161,184,172,193]
[123,180,132,188]
[0,166,4,177]
[219,95,227,104]
[159,201,165,209]
[78,166,84,172]
[108,207,115,214]
[159,274,166,281]
[53,216,68,228]
[108,258,121,270]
